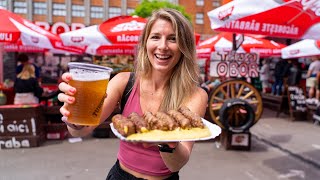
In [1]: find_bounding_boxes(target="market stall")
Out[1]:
[205,51,263,150]
[0,104,46,149]
[206,0,320,125]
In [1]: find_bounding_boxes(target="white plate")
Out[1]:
[110,118,222,142]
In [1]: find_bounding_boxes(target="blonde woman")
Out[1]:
[14,64,43,104]
[58,8,208,179]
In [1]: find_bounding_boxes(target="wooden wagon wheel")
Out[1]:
[208,79,263,129]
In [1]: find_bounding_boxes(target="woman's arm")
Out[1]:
[160,87,208,172]
[58,72,131,137]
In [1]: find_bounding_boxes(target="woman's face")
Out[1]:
[146,19,181,74]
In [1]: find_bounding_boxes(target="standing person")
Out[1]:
[271,58,289,96]
[14,64,43,104]
[306,56,320,98]
[287,59,302,86]
[58,8,208,180]
[16,53,41,81]
[259,58,270,93]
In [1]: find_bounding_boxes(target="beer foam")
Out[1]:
[68,62,113,81]
[70,69,110,81]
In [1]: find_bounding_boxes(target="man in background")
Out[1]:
[306,56,320,99]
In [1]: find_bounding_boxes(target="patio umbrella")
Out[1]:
[207,0,320,39]
[60,15,146,47]
[60,15,201,55]
[0,7,84,54]
[59,15,147,56]
[196,32,286,58]
[85,44,136,55]
[3,40,85,55]
[3,43,44,53]
[281,39,320,59]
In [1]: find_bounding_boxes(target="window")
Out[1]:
[212,0,220,7]
[0,0,7,8]
[14,1,27,14]
[72,5,85,17]
[127,8,135,15]
[196,13,204,24]
[196,0,204,6]
[53,3,66,16]
[109,7,121,18]
[33,2,47,15]
[91,6,103,18]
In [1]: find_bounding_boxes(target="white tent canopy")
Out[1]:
[281,39,320,59]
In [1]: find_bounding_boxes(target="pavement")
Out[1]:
[1,108,320,180]
[250,109,320,170]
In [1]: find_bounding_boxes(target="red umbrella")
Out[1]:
[60,15,146,55]
[196,32,286,58]
[0,7,84,54]
[3,40,85,54]
[60,15,146,47]
[4,44,45,53]
[3,43,44,53]
[60,15,201,55]
[194,32,201,45]
[85,44,136,55]
[207,0,320,39]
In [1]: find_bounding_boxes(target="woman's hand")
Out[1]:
[57,73,76,118]
[58,73,87,131]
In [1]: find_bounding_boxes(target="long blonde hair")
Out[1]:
[135,8,199,111]
[17,64,36,79]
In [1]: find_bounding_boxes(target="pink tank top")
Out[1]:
[117,80,172,176]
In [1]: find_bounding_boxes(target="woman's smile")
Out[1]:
[155,53,172,60]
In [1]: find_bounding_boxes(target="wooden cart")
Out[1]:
[205,51,263,150]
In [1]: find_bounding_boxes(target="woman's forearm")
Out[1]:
[160,142,194,172]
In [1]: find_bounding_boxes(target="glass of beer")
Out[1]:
[67,62,113,126]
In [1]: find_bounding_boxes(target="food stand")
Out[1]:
[0,104,46,149]
[0,50,76,146]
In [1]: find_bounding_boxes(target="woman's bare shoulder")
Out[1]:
[108,72,132,91]
[184,87,208,117]
[195,86,208,99]
[111,71,131,80]
[110,72,131,84]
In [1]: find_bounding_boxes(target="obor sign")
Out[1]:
[210,51,259,78]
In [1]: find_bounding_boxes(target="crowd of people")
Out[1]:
[258,58,305,96]
[256,56,320,106]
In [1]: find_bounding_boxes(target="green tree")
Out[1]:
[131,0,191,21]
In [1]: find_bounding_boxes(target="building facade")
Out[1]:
[0,0,222,39]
